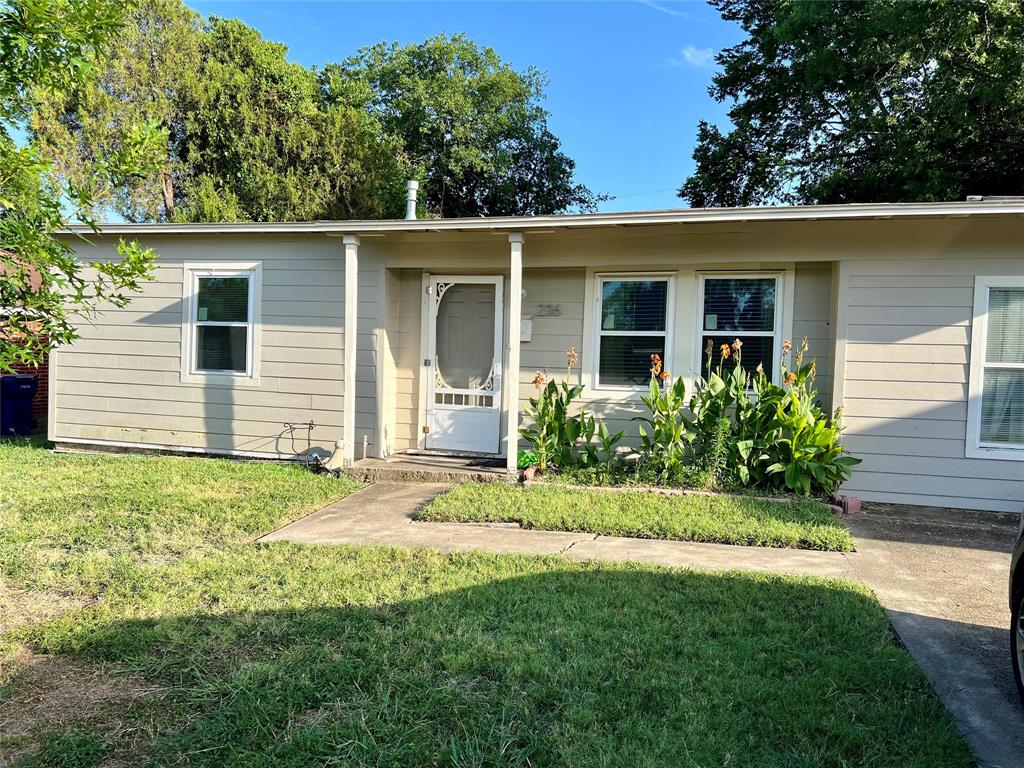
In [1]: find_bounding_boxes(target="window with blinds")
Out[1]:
[596,277,671,387]
[698,275,779,380]
[977,285,1024,449]
[189,271,254,376]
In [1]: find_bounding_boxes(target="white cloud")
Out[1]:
[638,0,693,18]
[670,44,715,68]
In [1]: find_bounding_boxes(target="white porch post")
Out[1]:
[506,232,524,473]
[343,235,359,465]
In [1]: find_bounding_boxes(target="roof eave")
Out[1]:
[57,201,1024,236]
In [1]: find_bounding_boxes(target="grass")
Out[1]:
[0,441,970,766]
[419,482,856,551]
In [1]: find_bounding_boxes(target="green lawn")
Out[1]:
[0,441,969,766]
[419,482,856,551]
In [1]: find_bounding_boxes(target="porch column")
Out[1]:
[506,232,524,473]
[343,235,359,465]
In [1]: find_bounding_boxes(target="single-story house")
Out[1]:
[51,198,1023,512]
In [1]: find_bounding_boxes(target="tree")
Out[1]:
[178,17,406,221]
[0,0,160,372]
[325,33,602,217]
[679,0,1024,207]
[32,0,408,222]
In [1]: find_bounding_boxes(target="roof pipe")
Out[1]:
[405,180,419,220]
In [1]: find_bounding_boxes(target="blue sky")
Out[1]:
[189,0,742,212]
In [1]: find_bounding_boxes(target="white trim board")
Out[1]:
[966,275,1024,461]
[60,200,1024,237]
[180,262,262,387]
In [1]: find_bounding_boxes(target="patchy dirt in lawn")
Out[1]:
[0,581,86,638]
[0,646,163,765]
[0,582,166,765]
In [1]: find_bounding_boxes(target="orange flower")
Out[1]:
[785,372,798,386]
[782,339,793,353]
[659,369,671,382]
[720,343,731,360]
[565,346,578,368]
[532,370,546,391]
[731,338,743,351]
[649,353,663,378]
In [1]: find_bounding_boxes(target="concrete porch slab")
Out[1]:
[344,454,512,484]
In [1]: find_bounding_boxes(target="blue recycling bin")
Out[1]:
[1,374,38,437]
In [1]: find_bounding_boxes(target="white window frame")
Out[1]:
[181,262,262,386]
[694,272,786,385]
[590,272,676,391]
[966,275,1024,461]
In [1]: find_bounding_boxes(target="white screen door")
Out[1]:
[425,276,504,453]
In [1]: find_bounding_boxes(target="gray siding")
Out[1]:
[793,262,835,412]
[53,235,366,459]
[839,257,1024,512]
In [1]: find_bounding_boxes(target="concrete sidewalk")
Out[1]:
[261,482,1024,768]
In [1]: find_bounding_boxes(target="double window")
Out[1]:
[592,272,785,390]
[697,274,781,381]
[968,277,1024,460]
[182,264,260,382]
[596,276,672,388]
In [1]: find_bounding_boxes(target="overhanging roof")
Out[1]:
[60,200,1024,236]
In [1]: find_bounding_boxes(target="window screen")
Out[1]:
[700,277,777,379]
[194,275,251,374]
[979,287,1024,446]
[597,279,669,387]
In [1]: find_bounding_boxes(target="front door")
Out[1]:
[425,276,504,454]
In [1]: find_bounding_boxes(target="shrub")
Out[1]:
[689,338,860,496]
[635,354,694,483]
[520,347,623,473]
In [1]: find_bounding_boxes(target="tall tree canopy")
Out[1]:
[1,0,158,371]
[33,5,597,222]
[325,34,601,217]
[32,0,406,222]
[679,0,1024,207]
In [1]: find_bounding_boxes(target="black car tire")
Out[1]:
[1014,586,1024,704]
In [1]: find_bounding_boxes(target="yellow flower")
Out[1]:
[720,343,731,360]
[659,369,671,382]
[785,372,798,386]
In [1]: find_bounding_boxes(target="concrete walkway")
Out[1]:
[262,482,1024,768]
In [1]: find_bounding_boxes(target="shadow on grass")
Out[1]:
[15,559,972,767]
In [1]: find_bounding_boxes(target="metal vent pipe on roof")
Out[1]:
[406,180,419,220]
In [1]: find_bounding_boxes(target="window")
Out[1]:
[595,276,672,388]
[182,264,260,382]
[697,274,781,380]
[968,277,1024,460]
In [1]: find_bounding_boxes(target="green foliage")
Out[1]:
[680,0,1024,206]
[421,483,855,551]
[0,0,161,371]
[18,730,107,768]
[327,33,604,217]
[32,9,597,222]
[687,340,861,496]
[31,0,407,222]
[516,449,538,470]
[746,357,862,497]
[519,377,592,472]
[635,375,693,483]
